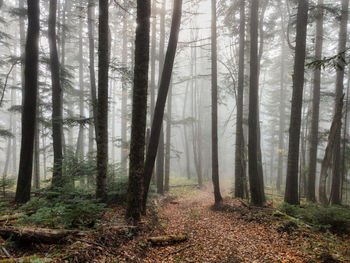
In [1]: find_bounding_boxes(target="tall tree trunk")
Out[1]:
[125,0,151,222]
[330,0,349,205]
[248,0,265,206]
[76,4,85,157]
[165,80,172,192]
[285,0,309,205]
[307,0,323,202]
[120,0,128,175]
[156,0,166,195]
[150,0,157,121]
[277,22,286,193]
[88,0,97,157]
[15,0,40,203]
[96,0,109,200]
[19,0,25,107]
[49,0,63,186]
[143,0,183,213]
[234,0,246,199]
[319,95,344,205]
[183,81,191,179]
[33,110,40,190]
[211,0,223,204]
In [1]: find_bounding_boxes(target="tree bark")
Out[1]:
[277,18,286,193]
[248,0,265,206]
[330,0,349,205]
[48,0,63,187]
[96,0,109,200]
[165,80,172,192]
[211,0,223,204]
[120,0,128,175]
[234,0,246,199]
[15,0,40,203]
[143,0,183,213]
[125,0,151,222]
[87,0,97,161]
[150,0,157,121]
[307,0,323,202]
[76,3,85,157]
[285,0,309,205]
[319,96,344,205]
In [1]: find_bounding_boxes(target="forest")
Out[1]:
[0,0,349,262]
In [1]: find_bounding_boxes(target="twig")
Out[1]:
[162,244,194,259]
[1,246,13,259]
[0,62,17,108]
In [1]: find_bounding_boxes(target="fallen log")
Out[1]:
[0,227,86,244]
[147,233,188,246]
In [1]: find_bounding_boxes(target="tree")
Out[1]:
[48,0,63,186]
[143,0,183,213]
[330,0,349,205]
[285,0,309,205]
[15,0,40,203]
[307,0,323,202]
[211,0,223,205]
[125,0,151,222]
[234,0,246,199]
[248,0,265,206]
[277,8,287,193]
[96,0,109,200]
[88,0,97,157]
[120,0,128,175]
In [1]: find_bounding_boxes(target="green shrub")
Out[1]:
[18,186,108,230]
[278,202,350,234]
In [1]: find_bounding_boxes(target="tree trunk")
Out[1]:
[248,0,265,206]
[49,0,63,187]
[165,80,172,192]
[150,0,157,121]
[234,0,246,199]
[307,0,323,202]
[143,0,183,213]
[330,0,349,205]
[319,96,344,205]
[156,0,166,195]
[33,108,40,190]
[121,0,128,175]
[211,0,223,204]
[277,20,286,193]
[125,0,151,222]
[285,0,309,205]
[15,0,40,203]
[96,0,109,200]
[88,0,97,157]
[183,81,191,180]
[76,3,85,157]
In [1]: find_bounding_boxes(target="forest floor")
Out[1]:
[0,185,349,262]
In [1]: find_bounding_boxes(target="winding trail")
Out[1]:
[118,187,313,262]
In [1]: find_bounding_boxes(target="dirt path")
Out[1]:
[117,188,314,263]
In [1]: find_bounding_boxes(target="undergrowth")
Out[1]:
[278,202,350,234]
[17,185,108,230]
